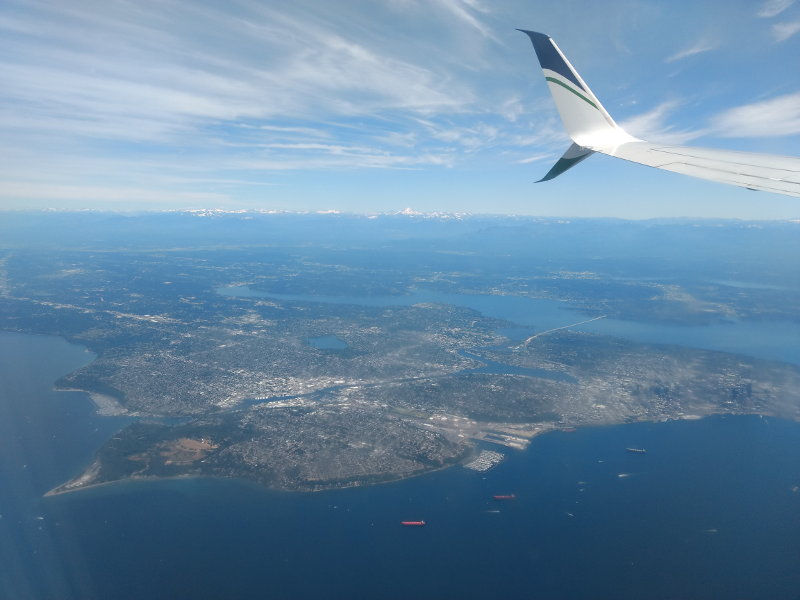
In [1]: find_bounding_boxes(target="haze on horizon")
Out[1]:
[1,0,799,219]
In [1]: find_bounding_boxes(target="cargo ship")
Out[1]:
[493,494,516,500]
[626,448,647,454]
[400,520,426,526]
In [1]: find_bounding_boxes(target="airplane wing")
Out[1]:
[518,30,800,198]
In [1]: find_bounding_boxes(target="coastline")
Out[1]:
[45,410,795,499]
[44,459,104,496]
[55,386,128,416]
[45,469,205,498]
[43,460,465,498]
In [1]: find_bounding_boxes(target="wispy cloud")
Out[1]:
[710,92,800,137]
[757,0,796,17]
[433,0,496,40]
[0,0,531,209]
[515,153,552,164]
[0,1,480,148]
[257,125,332,138]
[664,40,716,63]
[619,101,707,144]
[771,20,800,41]
[1,181,229,205]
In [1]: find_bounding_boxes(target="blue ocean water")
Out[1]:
[2,312,800,598]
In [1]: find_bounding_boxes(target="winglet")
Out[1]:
[536,142,594,182]
[518,29,638,181]
[518,30,633,146]
[517,30,800,197]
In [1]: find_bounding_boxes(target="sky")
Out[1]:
[1,0,799,219]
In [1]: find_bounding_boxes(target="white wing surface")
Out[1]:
[519,30,800,198]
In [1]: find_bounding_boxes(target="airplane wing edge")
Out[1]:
[518,29,800,198]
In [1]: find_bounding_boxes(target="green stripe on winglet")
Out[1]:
[545,77,598,110]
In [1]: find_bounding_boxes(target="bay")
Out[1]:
[218,285,800,365]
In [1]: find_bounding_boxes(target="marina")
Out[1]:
[463,450,504,472]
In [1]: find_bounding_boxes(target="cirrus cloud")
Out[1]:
[711,92,800,138]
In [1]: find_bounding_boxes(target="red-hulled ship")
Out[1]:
[401,520,426,526]
[493,494,516,500]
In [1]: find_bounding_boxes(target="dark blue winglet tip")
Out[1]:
[516,29,548,39]
[516,29,586,92]
[516,30,552,49]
